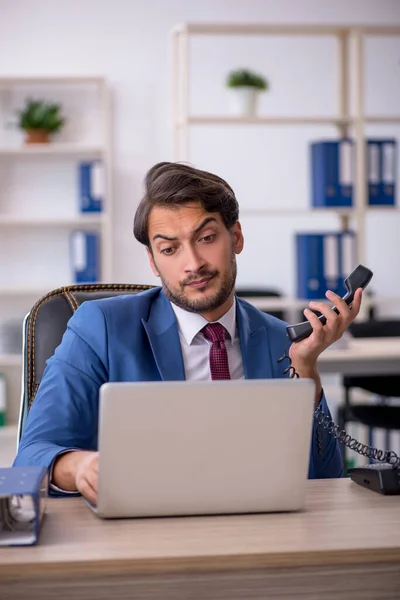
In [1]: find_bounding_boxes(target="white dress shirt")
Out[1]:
[170,298,244,381]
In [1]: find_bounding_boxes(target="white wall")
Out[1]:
[0,0,400,303]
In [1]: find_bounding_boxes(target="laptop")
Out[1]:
[94,378,315,518]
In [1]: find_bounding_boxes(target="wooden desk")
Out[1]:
[1,478,399,599]
[318,337,400,375]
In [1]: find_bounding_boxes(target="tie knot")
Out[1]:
[202,322,227,344]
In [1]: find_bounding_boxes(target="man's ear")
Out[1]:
[232,221,244,254]
[146,247,160,277]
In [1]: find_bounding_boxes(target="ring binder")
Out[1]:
[0,466,48,546]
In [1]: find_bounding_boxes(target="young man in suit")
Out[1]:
[14,162,362,504]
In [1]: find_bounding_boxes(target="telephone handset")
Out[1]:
[286,264,373,343]
[278,264,400,495]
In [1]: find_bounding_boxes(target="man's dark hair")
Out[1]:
[133,162,239,247]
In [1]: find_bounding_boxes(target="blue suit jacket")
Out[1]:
[14,287,343,485]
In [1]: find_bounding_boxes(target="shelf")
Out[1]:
[0,144,104,158]
[182,116,352,127]
[0,215,106,228]
[183,115,400,127]
[0,286,55,297]
[365,206,400,211]
[0,354,22,368]
[365,116,400,124]
[173,23,400,36]
[240,208,355,217]
[0,76,105,86]
[239,295,400,312]
[238,297,308,311]
[239,206,399,217]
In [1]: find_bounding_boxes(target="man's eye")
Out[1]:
[200,234,216,243]
[161,247,176,255]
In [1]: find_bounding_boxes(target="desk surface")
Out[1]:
[318,337,400,375]
[1,478,399,578]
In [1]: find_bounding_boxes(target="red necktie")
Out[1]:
[202,323,231,380]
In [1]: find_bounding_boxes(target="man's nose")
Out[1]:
[183,245,206,273]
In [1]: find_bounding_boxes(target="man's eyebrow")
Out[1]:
[192,217,218,235]
[152,233,177,242]
[152,217,218,242]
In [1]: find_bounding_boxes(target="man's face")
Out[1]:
[146,202,244,318]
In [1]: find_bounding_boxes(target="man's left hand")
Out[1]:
[289,287,363,374]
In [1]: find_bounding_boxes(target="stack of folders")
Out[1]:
[69,231,100,283]
[311,138,397,207]
[78,160,105,212]
[296,231,356,300]
[0,466,47,546]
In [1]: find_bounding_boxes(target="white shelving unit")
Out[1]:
[0,354,22,368]
[0,76,113,420]
[171,23,400,314]
[0,75,113,281]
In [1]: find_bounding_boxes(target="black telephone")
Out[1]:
[287,264,373,343]
[280,264,400,495]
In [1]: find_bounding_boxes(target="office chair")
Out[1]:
[17,283,153,444]
[339,319,400,466]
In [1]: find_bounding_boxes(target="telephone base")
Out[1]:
[347,463,400,495]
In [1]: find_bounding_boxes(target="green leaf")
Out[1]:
[226,68,269,91]
[15,98,65,133]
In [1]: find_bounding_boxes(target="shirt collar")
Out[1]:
[170,297,237,346]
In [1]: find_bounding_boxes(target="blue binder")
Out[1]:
[338,230,357,296]
[70,231,100,283]
[367,139,397,206]
[0,466,47,546]
[311,140,353,207]
[78,160,104,212]
[367,140,380,205]
[296,231,357,299]
[296,233,339,299]
[380,139,396,206]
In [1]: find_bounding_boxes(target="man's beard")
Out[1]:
[157,253,237,314]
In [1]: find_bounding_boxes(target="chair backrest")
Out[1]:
[18,284,153,440]
[349,319,400,338]
[344,319,400,398]
[235,288,284,321]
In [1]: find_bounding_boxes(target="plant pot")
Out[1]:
[24,129,50,144]
[227,87,260,117]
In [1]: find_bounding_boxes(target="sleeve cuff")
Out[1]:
[49,449,80,496]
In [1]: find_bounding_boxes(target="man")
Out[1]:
[14,162,362,504]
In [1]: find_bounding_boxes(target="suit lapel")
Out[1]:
[236,298,273,379]
[142,291,186,381]
[142,292,273,381]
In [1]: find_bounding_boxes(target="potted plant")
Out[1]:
[226,68,269,117]
[17,99,65,144]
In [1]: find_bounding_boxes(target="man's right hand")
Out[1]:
[52,450,99,505]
